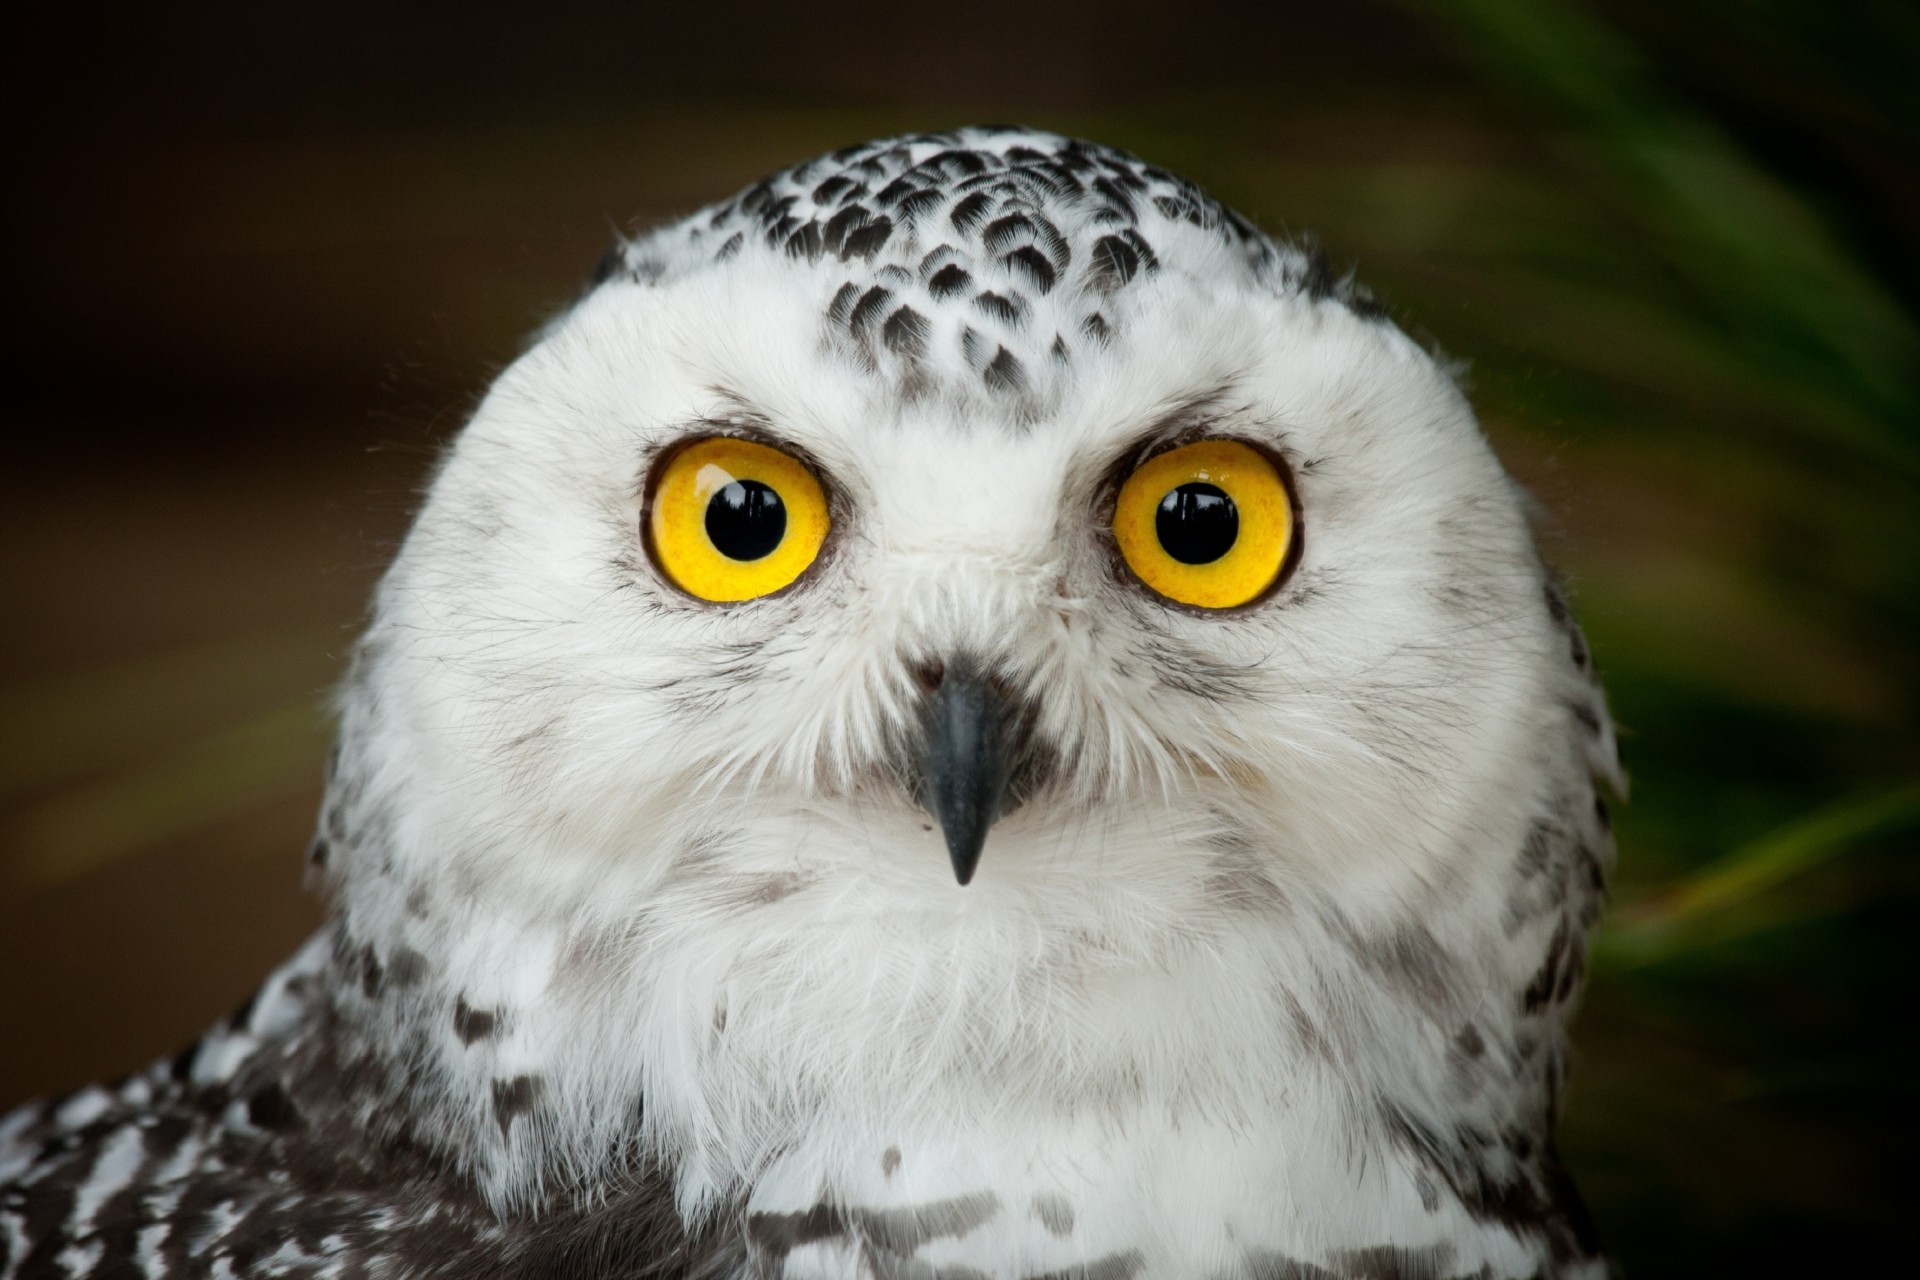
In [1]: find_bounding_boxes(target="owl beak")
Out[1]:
[916,662,1027,886]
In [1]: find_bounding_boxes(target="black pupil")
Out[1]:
[1155,483,1238,565]
[705,480,787,561]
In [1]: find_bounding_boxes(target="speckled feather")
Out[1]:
[602,128,1383,417]
[0,937,734,1278]
[3,129,1618,1279]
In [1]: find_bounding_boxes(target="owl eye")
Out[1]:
[644,437,830,601]
[1112,438,1297,610]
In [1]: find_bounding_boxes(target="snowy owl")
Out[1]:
[1,128,1620,1279]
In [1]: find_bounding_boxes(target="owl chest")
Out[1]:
[709,1110,1545,1280]
[497,860,1565,1277]
[729,1118,1262,1280]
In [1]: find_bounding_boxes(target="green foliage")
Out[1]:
[1405,0,1919,1269]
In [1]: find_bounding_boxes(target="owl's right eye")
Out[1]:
[644,437,830,602]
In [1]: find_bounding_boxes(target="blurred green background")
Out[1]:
[3,1,1914,1273]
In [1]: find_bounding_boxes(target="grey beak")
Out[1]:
[917,663,1027,885]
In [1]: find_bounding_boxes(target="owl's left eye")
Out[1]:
[644,437,831,602]
[1111,438,1298,610]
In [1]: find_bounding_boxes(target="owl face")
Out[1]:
[348,131,1568,941]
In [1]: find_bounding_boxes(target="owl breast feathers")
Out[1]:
[2,128,1618,1280]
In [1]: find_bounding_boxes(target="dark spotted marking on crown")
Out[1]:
[785,221,824,262]
[828,281,865,327]
[981,212,1035,254]
[950,190,996,235]
[975,289,1028,326]
[1007,244,1058,292]
[587,128,1387,409]
[983,347,1027,395]
[883,306,931,358]
[848,284,895,335]
[928,262,972,298]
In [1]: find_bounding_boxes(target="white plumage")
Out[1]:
[2,128,1618,1280]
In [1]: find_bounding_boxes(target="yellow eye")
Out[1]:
[644,437,830,602]
[1112,439,1297,610]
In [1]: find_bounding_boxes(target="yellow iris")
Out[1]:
[645,437,830,602]
[1112,439,1296,609]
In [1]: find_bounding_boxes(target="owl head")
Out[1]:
[317,133,1616,1197]
[333,124,1604,896]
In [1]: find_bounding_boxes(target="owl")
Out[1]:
[1,128,1619,1280]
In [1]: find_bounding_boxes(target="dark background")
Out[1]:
[4,2,1916,1273]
